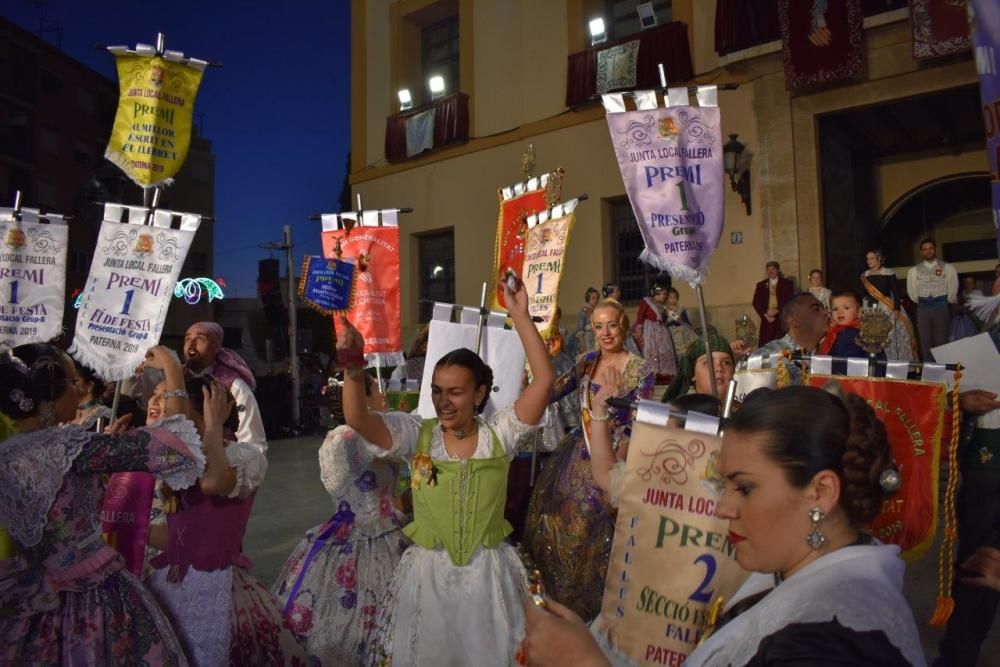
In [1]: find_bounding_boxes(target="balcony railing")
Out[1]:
[565,21,694,108]
[384,93,469,164]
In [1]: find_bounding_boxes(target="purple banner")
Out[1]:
[605,93,724,285]
[101,472,156,575]
[971,0,1000,258]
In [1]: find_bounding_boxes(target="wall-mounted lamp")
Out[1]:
[589,17,607,46]
[723,133,752,215]
[428,75,446,100]
[398,88,413,111]
[637,2,657,30]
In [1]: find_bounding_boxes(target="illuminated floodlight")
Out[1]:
[398,88,413,111]
[428,75,446,100]
[589,17,607,46]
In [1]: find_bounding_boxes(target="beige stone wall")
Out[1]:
[356,3,983,346]
[877,150,989,213]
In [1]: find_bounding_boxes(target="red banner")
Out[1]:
[101,472,156,575]
[490,187,549,311]
[806,376,947,560]
[322,225,403,366]
[911,0,972,60]
[779,0,864,91]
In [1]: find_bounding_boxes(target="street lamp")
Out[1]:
[723,133,752,215]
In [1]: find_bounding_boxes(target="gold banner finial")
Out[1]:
[521,144,536,179]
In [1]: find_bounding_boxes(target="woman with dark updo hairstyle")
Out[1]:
[521,385,926,666]
[72,363,112,430]
[0,343,205,664]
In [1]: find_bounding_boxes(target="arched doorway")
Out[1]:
[879,172,996,288]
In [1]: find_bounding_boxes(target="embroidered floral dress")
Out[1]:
[862,268,918,362]
[665,305,698,358]
[145,441,310,666]
[364,406,536,667]
[74,400,112,431]
[523,350,654,621]
[0,416,205,666]
[632,297,678,379]
[272,426,408,665]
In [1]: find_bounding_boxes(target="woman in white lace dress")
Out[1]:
[272,376,409,665]
[145,376,309,665]
[338,281,554,667]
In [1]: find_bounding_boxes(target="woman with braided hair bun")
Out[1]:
[521,385,925,666]
[0,343,206,664]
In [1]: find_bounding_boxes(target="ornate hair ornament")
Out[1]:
[0,345,29,376]
[10,388,34,413]
[879,467,901,493]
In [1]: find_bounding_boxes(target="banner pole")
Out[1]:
[284,224,300,431]
[109,382,122,423]
[374,352,383,393]
[474,282,487,357]
[529,428,540,487]
[694,284,718,397]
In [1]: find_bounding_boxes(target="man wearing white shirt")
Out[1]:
[906,238,958,361]
[183,322,268,455]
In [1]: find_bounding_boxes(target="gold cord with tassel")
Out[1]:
[930,364,963,626]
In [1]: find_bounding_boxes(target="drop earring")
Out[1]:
[806,506,826,549]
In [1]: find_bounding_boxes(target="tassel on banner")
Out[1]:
[431,303,453,322]
[931,365,964,627]
[630,398,722,435]
[426,301,511,328]
[524,197,583,229]
[0,207,68,225]
[499,172,551,202]
[102,203,202,230]
[317,209,403,230]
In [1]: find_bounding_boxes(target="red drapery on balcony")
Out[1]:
[715,0,908,57]
[384,93,469,164]
[565,21,694,108]
[715,0,780,56]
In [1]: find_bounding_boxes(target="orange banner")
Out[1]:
[490,188,549,311]
[806,376,947,560]
[322,226,403,366]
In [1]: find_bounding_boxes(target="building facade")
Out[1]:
[0,17,217,349]
[351,1,993,344]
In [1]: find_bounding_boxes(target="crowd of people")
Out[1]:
[2,257,999,666]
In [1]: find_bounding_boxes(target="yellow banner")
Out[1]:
[521,212,574,337]
[105,55,204,187]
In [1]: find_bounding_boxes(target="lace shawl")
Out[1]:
[685,545,925,666]
[0,416,204,548]
[0,426,92,547]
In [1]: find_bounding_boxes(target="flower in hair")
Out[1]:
[10,388,34,413]
[0,347,29,376]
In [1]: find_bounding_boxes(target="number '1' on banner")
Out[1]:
[69,203,201,381]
